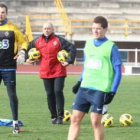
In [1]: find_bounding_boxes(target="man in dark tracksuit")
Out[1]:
[27,22,76,124]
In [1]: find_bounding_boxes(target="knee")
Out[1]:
[70,115,80,124]
[7,86,15,98]
[91,118,101,128]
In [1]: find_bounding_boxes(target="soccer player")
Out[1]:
[0,4,28,133]
[26,22,76,124]
[67,16,122,140]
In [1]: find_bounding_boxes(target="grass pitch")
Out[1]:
[0,75,140,140]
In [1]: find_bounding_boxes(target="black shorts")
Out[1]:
[72,87,105,114]
[0,71,16,85]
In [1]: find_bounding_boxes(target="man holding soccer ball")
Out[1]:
[68,16,122,140]
[26,22,76,124]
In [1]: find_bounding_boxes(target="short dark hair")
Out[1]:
[93,16,108,28]
[0,4,8,13]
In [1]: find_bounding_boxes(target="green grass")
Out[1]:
[0,75,140,140]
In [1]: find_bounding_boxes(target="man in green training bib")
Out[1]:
[68,16,122,140]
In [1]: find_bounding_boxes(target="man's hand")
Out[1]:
[104,92,115,105]
[26,59,36,64]
[60,61,69,67]
[72,81,81,94]
[14,50,25,64]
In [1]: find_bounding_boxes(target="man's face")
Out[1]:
[92,23,107,39]
[43,23,54,37]
[0,7,7,23]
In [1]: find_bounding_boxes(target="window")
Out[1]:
[119,51,128,62]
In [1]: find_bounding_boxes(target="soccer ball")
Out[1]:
[28,48,41,60]
[57,50,68,62]
[101,114,114,127]
[63,110,71,122]
[119,114,133,126]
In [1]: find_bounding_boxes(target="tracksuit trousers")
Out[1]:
[43,76,65,119]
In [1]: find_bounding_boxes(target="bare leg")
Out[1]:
[90,113,104,140]
[67,110,85,140]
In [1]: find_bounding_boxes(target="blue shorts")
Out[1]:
[0,71,16,86]
[72,87,105,114]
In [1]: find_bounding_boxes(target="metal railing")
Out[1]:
[76,48,140,66]
[26,15,140,37]
[25,0,140,40]
[69,19,140,36]
[25,15,33,42]
[54,0,72,35]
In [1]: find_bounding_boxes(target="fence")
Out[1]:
[76,48,140,64]
[26,16,140,40]
[24,0,140,41]
[76,48,140,75]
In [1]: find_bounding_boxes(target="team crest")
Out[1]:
[53,41,57,45]
[5,31,9,37]
[39,42,42,45]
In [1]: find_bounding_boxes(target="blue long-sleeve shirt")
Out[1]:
[79,37,122,93]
